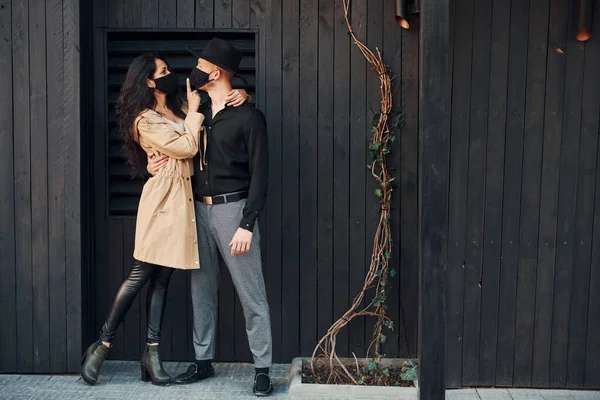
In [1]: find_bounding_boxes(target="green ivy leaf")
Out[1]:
[382,368,390,377]
[370,126,377,133]
[375,188,383,197]
[385,251,391,259]
[369,142,381,152]
[390,268,397,277]
[367,360,377,371]
[380,334,387,343]
[388,135,396,143]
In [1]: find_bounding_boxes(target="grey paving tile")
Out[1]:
[0,395,32,400]
[508,389,545,399]
[477,388,513,400]
[0,385,39,395]
[30,389,80,399]
[0,375,22,385]
[94,390,133,399]
[572,391,600,400]
[447,389,481,400]
[539,389,576,400]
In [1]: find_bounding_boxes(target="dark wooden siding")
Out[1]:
[0,0,81,373]
[84,0,420,363]
[447,0,600,389]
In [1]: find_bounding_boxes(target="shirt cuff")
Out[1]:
[239,214,257,231]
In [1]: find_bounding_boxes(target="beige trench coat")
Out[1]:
[132,108,205,270]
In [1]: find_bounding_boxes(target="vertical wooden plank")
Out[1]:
[63,0,81,367]
[108,0,123,28]
[232,0,249,28]
[461,0,492,386]
[47,0,67,373]
[29,0,50,373]
[298,0,318,357]
[348,0,367,359]
[93,0,108,27]
[550,2,584,387]
[364,0,383,357]
[585,133,600,389]
[445,0,473,387]
[478,0,510,385]
[399,18,419,359]
[382,0,402,360]
[141,0,159,27]
[567,10,600,386]
[495,0,529,387]
[316,0,334,355]
[159,0,177,28]
[92,28,109,362]
[512,0,550,387]
[418,0,451,397]
[214,0,232,28]
[124,0,142,27]
[108,220,125,358]
[0,0,17,373]
[281,0,300,361]
[263,0,283,363]
[12,0,34,373]
[195,0,214,28]
[582,6,600,390]
[170,271,189,361]
[331,0,350,358]
[122,220,140,360]
[177,0,195,28]
[250,0,265,108]
[531,0,568,387]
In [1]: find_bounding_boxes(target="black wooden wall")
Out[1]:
[0,0,82,373]
[447,0,600,389]
[84,0,420,364]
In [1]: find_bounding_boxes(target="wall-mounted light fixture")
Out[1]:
[395,0,411,29]
[576,0,595,41]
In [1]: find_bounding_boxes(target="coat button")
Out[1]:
[189,198,192,201]
[193,240,197,243]
[186,177,190,180]
[195,261,199,264]
[191,219,195,222]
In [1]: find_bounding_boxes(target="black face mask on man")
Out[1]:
[153,73,179,94]
[190,67,215,90]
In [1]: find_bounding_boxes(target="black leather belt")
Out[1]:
[194,191,248,205]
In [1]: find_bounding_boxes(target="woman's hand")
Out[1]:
[226,89,250,107]
[186,78,201,112]
[147,152,169,176]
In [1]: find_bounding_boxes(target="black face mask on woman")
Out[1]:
[153,73,179,94]
[190,67,215,90]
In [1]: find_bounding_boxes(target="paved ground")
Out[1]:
[0,361,599,399]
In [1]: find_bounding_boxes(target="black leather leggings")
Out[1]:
[99,261,174,344]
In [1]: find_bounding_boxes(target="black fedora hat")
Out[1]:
[188,38,242,73]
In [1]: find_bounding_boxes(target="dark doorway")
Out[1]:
[91,30,257,361]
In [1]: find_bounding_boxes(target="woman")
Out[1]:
[81,53,248,386]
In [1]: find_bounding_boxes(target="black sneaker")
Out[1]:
[253,373,273,396]
[173,363,215,385]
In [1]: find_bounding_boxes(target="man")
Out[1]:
[148,38,273,396]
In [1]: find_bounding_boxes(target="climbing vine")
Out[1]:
[310,0,404,385]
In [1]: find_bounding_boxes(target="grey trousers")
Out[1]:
[191,198,272,368]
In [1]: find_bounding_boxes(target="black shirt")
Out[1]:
[192,102,268,231]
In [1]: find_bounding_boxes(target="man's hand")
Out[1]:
[225,89,250,107]
[229,228,253,256]
[147,152,169,176]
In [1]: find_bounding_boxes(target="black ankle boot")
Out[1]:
[81,340,110,385]
[140,344,170,386]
